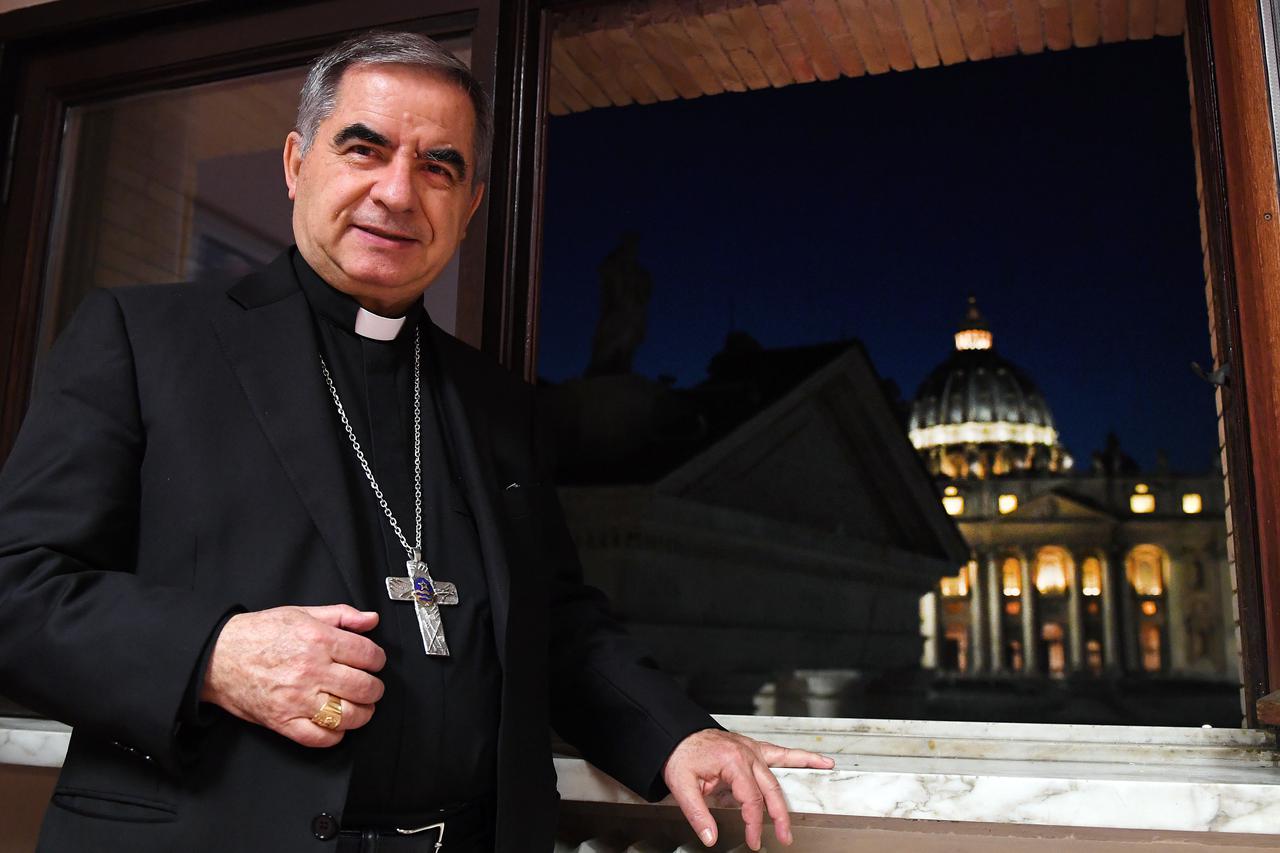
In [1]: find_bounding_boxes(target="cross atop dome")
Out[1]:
[955,296,993,351]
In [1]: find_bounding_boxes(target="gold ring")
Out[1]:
[311,695,343,730]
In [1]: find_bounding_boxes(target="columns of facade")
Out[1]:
[986,553,1004,673]
[1068,551,1085,672]
[1019,555,1039,675]
[1164,547,1187,674]
[1100,550,1120,671]
[1119,547,1141,672]
[968,556,987,674]
[1101,546,1126,673]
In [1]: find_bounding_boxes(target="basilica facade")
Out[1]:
[916,301,1236,683]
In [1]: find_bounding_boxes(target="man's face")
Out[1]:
[284,63,485,314]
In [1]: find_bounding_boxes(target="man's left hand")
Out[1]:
[662,728,835,850]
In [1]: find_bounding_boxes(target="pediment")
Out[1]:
[657,347,968,562]
[1009,491,1115,522]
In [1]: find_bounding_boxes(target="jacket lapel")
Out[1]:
[210,253,369,609]
[426,323,512,666]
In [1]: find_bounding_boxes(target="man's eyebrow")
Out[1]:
[332,123,391,149]
[420,147,468,180]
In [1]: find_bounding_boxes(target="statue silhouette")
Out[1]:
[586,232,652,377]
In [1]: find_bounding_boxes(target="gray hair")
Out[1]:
[296,31,493,184]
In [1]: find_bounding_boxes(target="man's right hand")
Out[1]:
[200,604,386,747]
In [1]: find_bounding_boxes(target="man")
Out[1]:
[0,31,831,853]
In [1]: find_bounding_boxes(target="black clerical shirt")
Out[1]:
[292,251,501,821]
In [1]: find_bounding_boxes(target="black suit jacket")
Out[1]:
[0,252,714,852]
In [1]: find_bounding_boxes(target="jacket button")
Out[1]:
[311,813,339,840]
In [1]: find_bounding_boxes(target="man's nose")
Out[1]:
[369,156,415,212]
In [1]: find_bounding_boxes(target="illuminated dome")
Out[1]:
[909,298,1068,479]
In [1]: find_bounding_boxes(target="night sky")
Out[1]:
[537,37,1216,473]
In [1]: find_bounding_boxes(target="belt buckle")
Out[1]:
[395,820,444,852]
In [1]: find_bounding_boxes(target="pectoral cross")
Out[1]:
[385,548,458,656]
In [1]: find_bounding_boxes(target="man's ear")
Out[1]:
[283,131,305,201]
[463,183,485,237]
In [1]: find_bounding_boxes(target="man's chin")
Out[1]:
[340,274,438,312]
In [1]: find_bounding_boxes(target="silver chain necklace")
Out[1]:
[318,327,423,560]
[319,326,460,657]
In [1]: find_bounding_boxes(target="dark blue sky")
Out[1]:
[537,37,1216,473]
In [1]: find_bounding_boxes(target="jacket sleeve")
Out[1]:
[531,394,718,801]
[0,289,239,773]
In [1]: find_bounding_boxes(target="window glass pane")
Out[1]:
[39,34,471,353]
[539,13,1236,726]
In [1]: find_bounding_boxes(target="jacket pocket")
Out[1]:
[51,787,177,824]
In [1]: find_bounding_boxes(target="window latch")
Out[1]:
[1190,361,1230,387]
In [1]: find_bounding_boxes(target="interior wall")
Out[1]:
[0,764,55,853]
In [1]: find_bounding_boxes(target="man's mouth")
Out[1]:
[353,224,417,243]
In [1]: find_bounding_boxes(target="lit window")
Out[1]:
[1130,483,1155,514]
[940,563,970,598]
[1002,557,1022,596]
[1140,623,1162,672]
[1034,547,1069,596]
[1126,545,1166,596]
[942,485,964,516]
[942,560,967,594]
[1081,557,1103,596]
[998,494,1018,514]
[1182,493,1203,514]
[1141,601,1158,616]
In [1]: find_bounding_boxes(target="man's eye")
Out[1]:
[349,145,375,157]
[425,163,455,181]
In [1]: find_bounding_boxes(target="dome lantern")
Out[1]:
[954,296,993,352]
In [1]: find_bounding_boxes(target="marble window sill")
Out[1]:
[5,714,1279,835]
[555,714,1280,836]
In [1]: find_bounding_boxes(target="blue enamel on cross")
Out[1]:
[385,549,458,656]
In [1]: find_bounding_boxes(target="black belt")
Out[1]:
[333,802,492,853]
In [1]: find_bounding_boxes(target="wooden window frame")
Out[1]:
[1187,0,1280,725]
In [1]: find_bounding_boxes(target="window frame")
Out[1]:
[1,0,1276,728]
[1185,0,1275,724]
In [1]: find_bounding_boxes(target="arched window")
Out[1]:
[1001,557,1022,596]
[1034,546,1071,596]
[1080,556,1103,596]
[1126,545,1167,597]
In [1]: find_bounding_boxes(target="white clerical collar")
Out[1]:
[354,307,406,341]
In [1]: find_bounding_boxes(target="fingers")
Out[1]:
[281,716,343,748]
[325,663,385,706]
[327,627,387,672]
[302,604,379,633]
[758,741,837,770]
[726,766,766,851]
[278,694,377,748]
[331,696,375,732]
[752,761,793,847]
[667,771,719,848]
